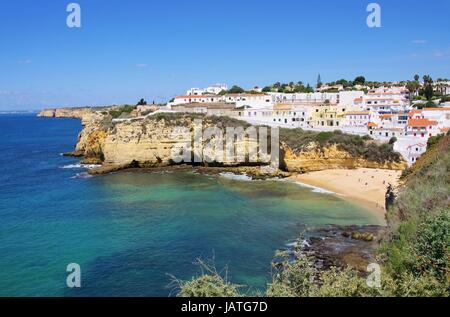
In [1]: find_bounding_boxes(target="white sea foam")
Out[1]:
[218,172,253,181]
[61,164,101,170]
[300,239,310,249]
[275,178,336,195]
[292,181,336,194]
[70,172,93,179]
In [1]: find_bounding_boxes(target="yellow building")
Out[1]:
[307,103,346,128]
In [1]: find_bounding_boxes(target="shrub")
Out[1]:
[177,275,241,297]
[173,258,241,297]
[109,105,136,119]
[268,254,318,297]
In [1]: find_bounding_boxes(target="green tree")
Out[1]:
[406,81,421,104]
[137,98,147,106]
[424,84,434,100]
[317,74,322,88]
[228,85,245,94]
[423,75,433,84]
[353,76,366,85]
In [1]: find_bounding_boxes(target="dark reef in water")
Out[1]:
[276,224,383,273]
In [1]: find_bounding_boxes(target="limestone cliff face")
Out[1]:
[38,108,94,119]
[43,109,406,173]
[99,117,265,167]
[75,112,109,154]
[282,143,407,172]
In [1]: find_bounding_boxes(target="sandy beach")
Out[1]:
[289,168,402,223]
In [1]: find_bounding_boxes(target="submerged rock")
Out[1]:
[280,224,383,273]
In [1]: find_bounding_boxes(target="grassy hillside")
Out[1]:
[380,132,450,288]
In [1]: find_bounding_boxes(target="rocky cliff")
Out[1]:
[40,108,407,174]
[38,107,95,119]
[283,143,406,172]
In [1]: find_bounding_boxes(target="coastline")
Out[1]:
[289,168,402,224]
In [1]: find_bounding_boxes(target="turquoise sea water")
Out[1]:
[0,115,379,296]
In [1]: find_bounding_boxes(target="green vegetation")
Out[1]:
[262,81,314,93]
[137,98,147,106]
[149,112,252,129]
[171,259,241,297]
[227,85,245,94]
[422,101,438,108]
[353,76,366,86]
[383,133,450,288]
[440,96,450,104]
[109,105,136,119]
[280,129,402,163]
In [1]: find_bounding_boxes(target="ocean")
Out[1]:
[0,114,379,296]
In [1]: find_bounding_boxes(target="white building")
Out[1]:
[171,95,224,105]
[394,139,428,165]
[232,104,312,129]
[352,87,409,113]
[186,84,228,96]
[227,94,273,109]
[342,111,370,134]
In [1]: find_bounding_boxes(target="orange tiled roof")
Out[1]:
[422,107,450,111]
[407,118,438,127]
[368,122,377,127]
[408,109,423,117]
[380,114,394,119]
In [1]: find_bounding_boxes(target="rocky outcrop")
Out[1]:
[282,143,407,172]
[41,109,406,175]
[277,225,383,273]
[86,116,269,169]
[38,107,95,119]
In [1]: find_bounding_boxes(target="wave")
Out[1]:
[286,238,310,249]
[60,164,101,170]
[70,172,93,179]
[218,172,253,181]
[275,178,336,195]
[291,181,336,194]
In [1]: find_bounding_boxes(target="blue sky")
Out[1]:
[1,0,449,110]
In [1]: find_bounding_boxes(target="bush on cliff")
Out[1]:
[280,128,402,164]
[381,135,450,293]
[109,105,136,119]
[172,258,241,297]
